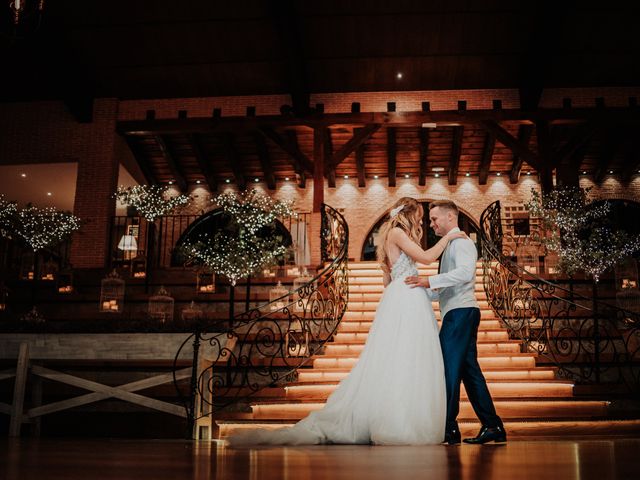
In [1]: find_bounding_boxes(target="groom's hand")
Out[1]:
[405,275,430,288]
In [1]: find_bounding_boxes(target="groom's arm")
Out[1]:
[428,240,477,289]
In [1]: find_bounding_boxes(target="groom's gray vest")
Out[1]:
[429,228,479,319]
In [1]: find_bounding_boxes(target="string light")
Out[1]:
[114,185,191,222]
[0,194,18,239]
[16,205,81,251]
[526,186,640,282]
[180,189,297,285]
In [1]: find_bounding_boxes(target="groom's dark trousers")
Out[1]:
[439,306,501,431]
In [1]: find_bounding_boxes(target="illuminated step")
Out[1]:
[297,367,557,383]
[332,330,511,344]
[322,341,522,356]
[337,319,504,332]
[283,381,574,400]
[313,353,537,369]
[247,399,610,421]
[347,269,484,278]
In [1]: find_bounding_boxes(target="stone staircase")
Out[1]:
[216,261,640,439]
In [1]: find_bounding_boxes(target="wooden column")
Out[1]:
[9,343,29,437]
[313,127,326,213]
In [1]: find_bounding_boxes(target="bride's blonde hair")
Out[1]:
[376,197,423,268]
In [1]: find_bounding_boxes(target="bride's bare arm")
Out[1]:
[388,227,465,265]
[380,263,391,287]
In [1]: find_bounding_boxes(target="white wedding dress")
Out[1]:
[227,251,446,445]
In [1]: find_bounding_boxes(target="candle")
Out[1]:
[102,301,110,310]
[110,303,119,311]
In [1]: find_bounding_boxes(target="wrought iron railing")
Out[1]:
[173,204,349,430]
[480,200,640,393]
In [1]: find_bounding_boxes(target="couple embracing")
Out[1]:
[229,198,507,446]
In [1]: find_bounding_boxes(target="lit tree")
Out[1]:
[180,190,296,286]
[15,205,81,252]
[115,185,191,221]
[0,194,18,239]
[526,186,640,282]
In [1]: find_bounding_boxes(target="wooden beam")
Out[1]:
[123,136,157,185]
[222,133,246,191]
[448,126,464,185]
[355,128,366,188]
[480,120,543,171]
[313,128,326,212]
[387,128,397,187]
[9,343,28,437]
[325,128,336,188]
[509,124,535,183]
[259,126,313,173]
[479,132,496,185]
[552,121,600,168]
[418,128,429,186]
[284,130,306,188]
[268,0,310,116]
[188,134,217,192]
[328,124,380,170]
[117,107,640,135]
[535,120,554,193]
[154,135,187,192]
[253,132,276,190]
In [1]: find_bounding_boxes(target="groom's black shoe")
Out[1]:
[443,428,461,445]
[463,425,507,445]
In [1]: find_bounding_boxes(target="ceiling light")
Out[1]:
[404,174,410,178]
[195,180,201,184]
[434,173,440,178]
[285,177,290,181]
[47,192,52,196]
[527,171,531,175]
[396,72,403,79]
[374,175,379,179]
[20,173,26,178]
[254,178,259,182]
[432,167,444,172]
[609,170,614,174]
[225,179,231,183]
[344,175,349,179]
[168,181,173,185]
[496,172,501,176]
[582,171,587,175]
[465,172,470,177]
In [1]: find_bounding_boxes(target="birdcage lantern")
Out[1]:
[0,283,8,312]
[261,266,276,278]
[516,244,539,275]
[99,269,125,313]
[131,255,147,279]
[269,281,289,311]
[544,251,561,277]
[56,269,74,294]
[181,301,203,326]
[285,320,309,357]
[196,269,215,293]
[292,268,315,313]
[19,251,35,280]
[40,258,58,281]
[148,286,174,323]
[615,257,640,314]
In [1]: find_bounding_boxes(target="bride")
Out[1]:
[227,197,465,445]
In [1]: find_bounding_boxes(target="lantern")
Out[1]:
[40,258,58,281]
[196,269,215,293]
[0,283,8,312]
[181,301,203,326]
[269,281,289,311]
[615,257,640,314]
[148,286,174,323]
[57,269,74,294]
[131,255,147,279]
[99,269,125,313]
[19,251,35,280]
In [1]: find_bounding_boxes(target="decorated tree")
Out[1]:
[16,205,81,251]
[115,185,191,221]
[526,186,640,282]
[180,190,296,286]
[0,194,18,240]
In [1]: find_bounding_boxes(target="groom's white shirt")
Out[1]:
[426,227,479,319]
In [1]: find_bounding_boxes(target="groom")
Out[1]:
[405,200,506,445]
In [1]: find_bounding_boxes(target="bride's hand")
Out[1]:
[445,231,468,242]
